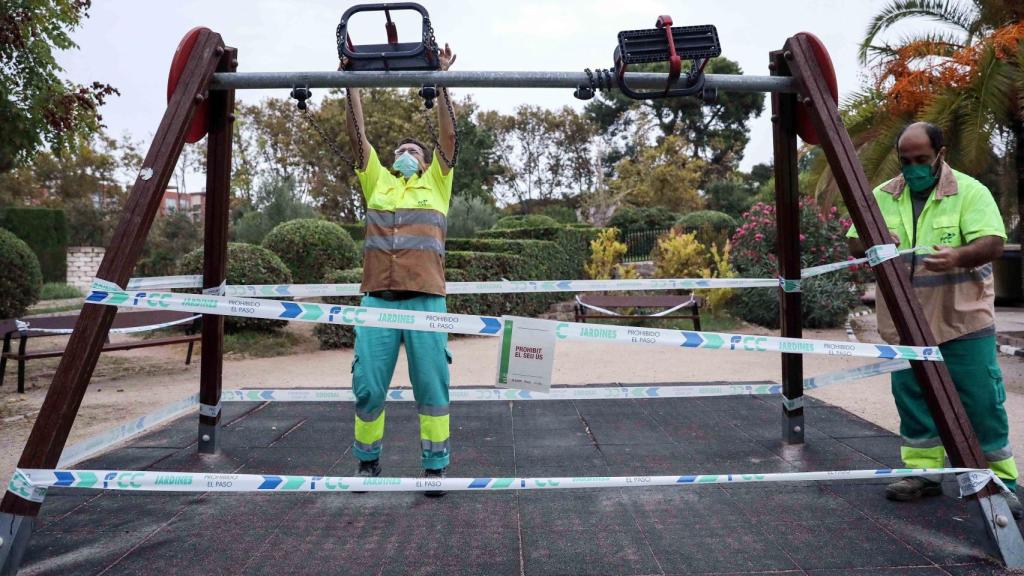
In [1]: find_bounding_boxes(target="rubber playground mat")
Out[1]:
[18,386,1018,575]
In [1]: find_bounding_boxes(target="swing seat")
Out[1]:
[337,3,440,72]
[613,16,720,101]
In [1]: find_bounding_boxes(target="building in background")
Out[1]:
[159,186,205,221]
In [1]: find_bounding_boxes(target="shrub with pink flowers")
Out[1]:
[728,199,866,329]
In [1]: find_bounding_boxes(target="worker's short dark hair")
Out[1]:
[895,122,944,153]
[397,137,432,165]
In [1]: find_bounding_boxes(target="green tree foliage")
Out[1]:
[230,176,315,245]
[0,0,118,173]
[447,196,500,238]
[136,211,202,277]
[232,91,503,220]
[585,57,765,181]
[0,133,137,245]
[609,135,705,212]
[477,105,597,208]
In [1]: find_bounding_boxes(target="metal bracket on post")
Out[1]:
[0,513,34,576]
[978,494,1024,567]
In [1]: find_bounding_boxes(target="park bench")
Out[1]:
[574,294,704,330]
[1,310,200,393]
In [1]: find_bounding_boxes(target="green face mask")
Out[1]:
[901,161,939,193]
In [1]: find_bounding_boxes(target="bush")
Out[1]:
[492,214,560,230]
[608,206,678,232]
[447,196,500,238]
[729,200,863,328]
[178,243,292,332]
[0,208,68,283]
[313,268,363,350]
[652,230,709,279]
[262,219,358,284]
[585,228,636,279]
[676,210,737,248]
[0,228,43,318]
[40,282,82,300]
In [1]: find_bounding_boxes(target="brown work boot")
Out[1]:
[885,477,942,502]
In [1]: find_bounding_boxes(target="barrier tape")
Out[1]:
[573,294,697,318]
[122,248,928,298]
[85,282,943,362]
[220,360,908,404]
[10,467,1005,497]
[867,244,900,266]
[57,394,200,468]
[15,315,200,336]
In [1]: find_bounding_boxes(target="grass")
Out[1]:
[39,283,82,300]
[223,329,306,358]
[25,302,82,316]
[660,310,743,332]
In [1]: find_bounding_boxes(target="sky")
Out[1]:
[58,0,907,186]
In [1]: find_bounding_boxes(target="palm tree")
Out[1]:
[814,0,1023,238]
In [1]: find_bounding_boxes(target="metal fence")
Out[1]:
[622,228,671,263]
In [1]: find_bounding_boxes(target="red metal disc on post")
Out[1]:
[793,32,837,145]
[167,27,211,144]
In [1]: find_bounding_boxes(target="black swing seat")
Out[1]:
[613,16,721,101]
[337,2,441,72]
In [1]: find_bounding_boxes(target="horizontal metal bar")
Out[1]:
[209,70,797,94]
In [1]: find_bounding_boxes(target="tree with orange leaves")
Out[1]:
[812,1,1023,231]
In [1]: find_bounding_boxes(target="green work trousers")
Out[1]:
[892,334,1017,489]
[352,294,452,470]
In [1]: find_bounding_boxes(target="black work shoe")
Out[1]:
[885,477,943,502]
[353,459,381,493]
[423,467,447,498]
[1004,491,1023,519]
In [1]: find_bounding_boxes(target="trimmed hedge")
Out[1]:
[313,268,363,350]
[475,226,598,279]
[0,228,43,318]
[0,208,68,283]
[339,222,366,241]
[262,219,358,284]
[493,214,560,230]
[178,243,292,332]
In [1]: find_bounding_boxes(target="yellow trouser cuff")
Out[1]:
[419,413,450,443]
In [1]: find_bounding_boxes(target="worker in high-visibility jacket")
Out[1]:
[342,43,457,497]
[847,122,1019,516]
